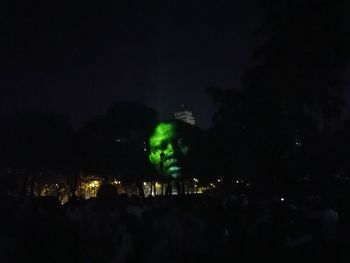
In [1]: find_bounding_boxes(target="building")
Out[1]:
[174,105,196,125]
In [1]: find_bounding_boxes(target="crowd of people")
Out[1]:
[0,183,348,263]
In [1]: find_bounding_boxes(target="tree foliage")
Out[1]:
[206,0,350,187]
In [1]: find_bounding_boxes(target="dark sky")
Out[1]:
[0,0,262,129]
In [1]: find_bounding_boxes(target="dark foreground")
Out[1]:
[0,189,349,263]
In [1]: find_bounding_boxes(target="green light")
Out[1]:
[149,122,189,178]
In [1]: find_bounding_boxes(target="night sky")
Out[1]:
[0,0,262,129]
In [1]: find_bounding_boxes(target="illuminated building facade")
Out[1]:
[174,106,196,125]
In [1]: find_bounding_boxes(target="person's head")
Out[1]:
[148,121,190,179]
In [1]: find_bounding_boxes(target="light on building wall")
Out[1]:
[174,106,196,125]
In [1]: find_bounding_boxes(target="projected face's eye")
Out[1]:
[177,138,189,155]
[177,138,185,146]
[160,140,169,150]
[151,138,168,152]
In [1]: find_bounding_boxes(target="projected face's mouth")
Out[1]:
[166,158,178,166]
[165,158,182,178]
[168,165,181,173]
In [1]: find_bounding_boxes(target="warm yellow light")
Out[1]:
[113,180,121,185]
[89,180,100,188]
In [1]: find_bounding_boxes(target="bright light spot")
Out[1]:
[193,178,199,182]
[217,179,222,183]
[143,182,147,186]
[236,180,239,184]
[113,180,121,185]
[280,197,285,202]
[89,180,100,188]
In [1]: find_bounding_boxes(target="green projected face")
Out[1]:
[149,122,189,178]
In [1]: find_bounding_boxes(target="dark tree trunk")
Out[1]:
[175,180,182,195]
[69,172,79,198]
[186,181,190,195]
[149,183,153,196]
[29,172,36,199]
[166,181,172,195]
[20,173,29,200]
[153,182,156,196]
[136,182,145,199]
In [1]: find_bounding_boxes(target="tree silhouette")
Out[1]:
[246,0,349,128]
[206,0,349,187]
[76,101,158,197]
[1,110,73,197]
